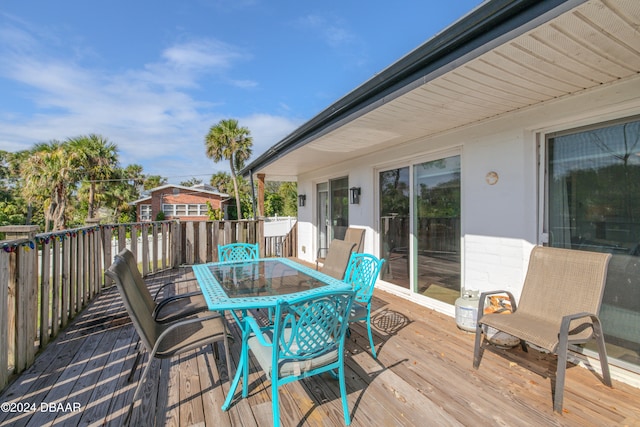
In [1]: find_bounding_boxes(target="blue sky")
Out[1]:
[0,1,481,183]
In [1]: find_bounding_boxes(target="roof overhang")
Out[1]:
[241,0,640,180]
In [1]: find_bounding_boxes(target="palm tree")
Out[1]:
[67,134,119,219]
[144,175,168,190]
[104,164,145,222]
[210,171,232,194]
[21,141,78,231]
[205,119,253,220]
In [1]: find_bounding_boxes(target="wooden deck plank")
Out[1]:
[1,266,639,427]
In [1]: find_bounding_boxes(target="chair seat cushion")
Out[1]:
[248,328,338,378]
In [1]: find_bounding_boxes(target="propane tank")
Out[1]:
[455,291,480,332]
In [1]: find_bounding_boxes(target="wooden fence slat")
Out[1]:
[130,225,138,268]
[14,246,37,373]
[198,222,208,264]
[26,245,37,366]
[0,252,9,388]
[70,235,78,315]
[171,221,180,268]
[185,222,195,265]
[51,238,61,338]
[118,225,126,253]
[62,237,70,327]
[152,224,159,273]
[93,228,101,295]
[40,241,51,347]
[161,223,168,269]
[140,223,148,275]
[103,227,113,286]
[82,231,89,307]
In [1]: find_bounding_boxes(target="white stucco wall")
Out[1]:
[295,75,640,314]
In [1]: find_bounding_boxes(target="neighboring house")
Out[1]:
[241,0,640,384]
[131,183,229,221]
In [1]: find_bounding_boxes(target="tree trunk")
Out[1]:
[230,158,242,220]
[88,182,96,219]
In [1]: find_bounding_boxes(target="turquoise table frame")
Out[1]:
[192,257,352,314]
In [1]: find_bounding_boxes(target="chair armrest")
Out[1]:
[477,290,517,324]
[151,312,226,355]
[153,278,198,301]
[244,316,273,347]
[559,311,599,339]
[152,290,204,319]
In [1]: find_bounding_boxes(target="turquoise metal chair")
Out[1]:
[218,243,259,262]
[222,289,356,426]
[344,253,385,359]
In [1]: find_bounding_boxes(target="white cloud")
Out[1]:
[162,39,244,70]
[0,21,285,180]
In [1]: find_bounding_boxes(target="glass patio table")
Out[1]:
[192,257,351,312]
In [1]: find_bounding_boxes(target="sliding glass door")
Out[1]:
[380,167,410,288]
[414,157,461,304]
[379,155,461,304]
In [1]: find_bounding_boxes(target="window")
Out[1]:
[162,204,174,216]
[161,203,209,217]
[187,204,199,215]
[546,117,640,369]
[140,204,152,221]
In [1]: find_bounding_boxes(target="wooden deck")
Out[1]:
[1,266,639,427]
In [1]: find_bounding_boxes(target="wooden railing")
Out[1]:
[0,219,266,391]
[264,221,298,258]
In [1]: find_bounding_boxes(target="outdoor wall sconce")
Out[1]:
[349,187,361,204]
[298,194,306,207]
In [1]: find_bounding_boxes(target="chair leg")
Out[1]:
[366,311,377,359]
[224,337,232,381]
[554,330,570,413]
[473,323,484,369]
[592,317,612,387]
[128,351,157,424]
[338,358,352,425]
[128,342,143,383]
[272,379,281,427]
[222,349,244,411]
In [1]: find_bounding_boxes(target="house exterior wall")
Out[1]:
[134,187,225,221]
[296,74,640,316]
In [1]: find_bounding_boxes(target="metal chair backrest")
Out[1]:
[272,289,355,365]
[218,243,259,262]
[106,254,160,353]
[320,239,357,279]
[344,227,365,253]
[115,248,156,313]
[344,253,385,304]
[517,246,610,344]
